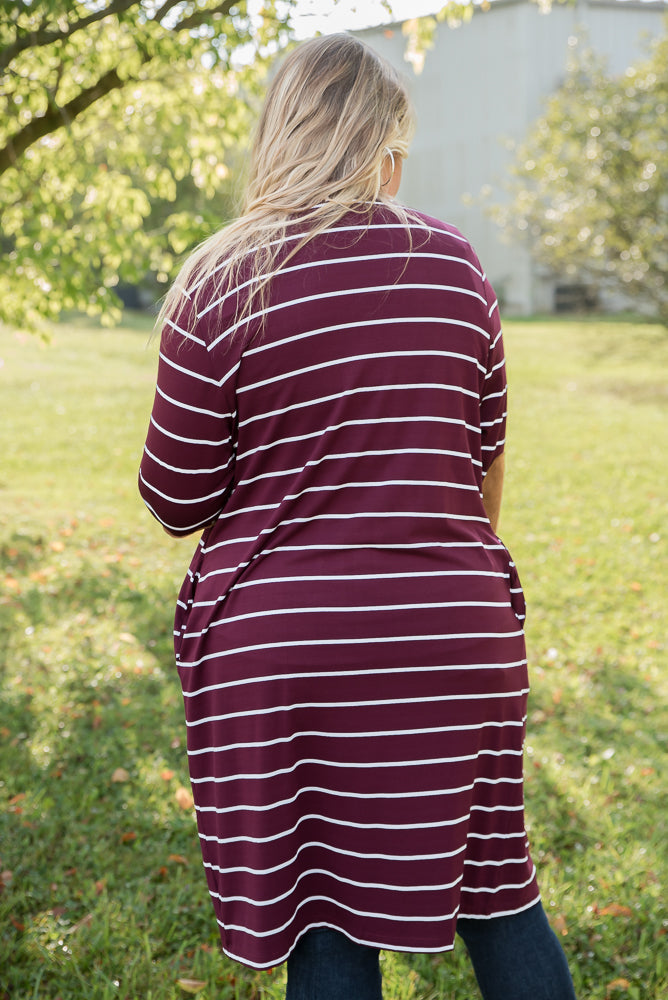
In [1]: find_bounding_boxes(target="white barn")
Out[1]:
[358,0,666,315]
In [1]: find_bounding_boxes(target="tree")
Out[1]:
[1,0,555,331]
[492,25,668,324]
[0,0,292,330]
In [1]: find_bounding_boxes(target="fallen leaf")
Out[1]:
[119,632,135,644]
[175,787,194,810]
[168,854,188,866]
[10,916,25,931]
[630,582,642,592]
[605,979,630,997]
[598,903,632,918]
[177,979,207,994]
[120,831,137,844]
[111,768,130,783]
[94,880,106,895]
[552,913,568,936]
[161,769,175,781]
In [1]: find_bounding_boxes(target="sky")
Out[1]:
[285,0,451,39]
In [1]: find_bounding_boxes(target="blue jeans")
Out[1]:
[285,902,576,1000]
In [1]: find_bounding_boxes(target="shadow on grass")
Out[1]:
[0,552,266,999]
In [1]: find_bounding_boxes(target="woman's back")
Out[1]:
[139,203,537,968]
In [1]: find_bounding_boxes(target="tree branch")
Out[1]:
[0,0,246,176]
[153,0,186,23]
[173,0,238,33]
[0,0,140,73]
[0,63,142,175]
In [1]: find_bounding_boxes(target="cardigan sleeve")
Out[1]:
[479,273,508,476]
[138,299,238,536]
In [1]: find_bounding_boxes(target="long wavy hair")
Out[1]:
[158,33,416,338]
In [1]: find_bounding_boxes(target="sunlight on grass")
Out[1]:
[0,315,666,999]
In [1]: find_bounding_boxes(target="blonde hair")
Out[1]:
[158,33,415,339]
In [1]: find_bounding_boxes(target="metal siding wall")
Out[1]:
[360,1,665,314]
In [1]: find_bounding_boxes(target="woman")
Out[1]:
[139,32,576,1000]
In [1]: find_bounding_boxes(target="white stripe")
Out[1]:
[164,317,206,346]
[467,830,528,841]
[227,568,509,592]
[208,284,487,349]
[470,803,525,814]
[187,726,526,756]
[182,600,511,640]
[143,444,233,477]
[159,349,219,386]
[204,840,466,877]
[482,438,506,452]
[188,217,472,296]
[199,811,475,848]
[206,509,490,539]
[189,757,523,786]
[216,894,461,937]
[237,351,484,396]
[279,478,481,497]
[183,661,527,700]
[239,383,481,431]
[138,468,228,507]
[193,779,525,816]
[139,495,223,534]
[219,919,454,969]
[179,636,526,672]
[204,251,485,317]
[185,687,530,726]
[237,447,481,487]
[485,359,505,377]
[236,414,479,462]
[481,415,505,430]
[207,868,463,907]
[149,414,232,446]
[461,869,537,896]
[191,540,507,578]
[155,383,227,419]
[243,315,490,362]
[456,893,542,924]
[482,389,506,403]
[464,855,529,869]
[181,655,528,692]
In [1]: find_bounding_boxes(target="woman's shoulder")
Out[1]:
[366,202,484,271]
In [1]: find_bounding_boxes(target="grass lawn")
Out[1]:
[0,314,666,999]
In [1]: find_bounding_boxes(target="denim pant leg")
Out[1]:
[457,901,577,1000]
[286,927,383,1000]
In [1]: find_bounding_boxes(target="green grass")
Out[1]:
[0,313,666,999]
